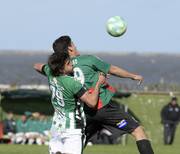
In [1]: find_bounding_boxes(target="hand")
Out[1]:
[97,72,106,85]
[132,75,144,85]
[106,74,111,79]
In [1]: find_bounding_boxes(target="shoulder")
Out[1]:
[86,55,99,59]
[165,104,169,108]
[60,76,83,93]
[176,104,180,107]
[43,64,51,76]
[59,75,78,84]
[75,55,96,60]
[162,104,169,110]
[61,75,74,81]
[83,55,102,63]
[72,55,94,66]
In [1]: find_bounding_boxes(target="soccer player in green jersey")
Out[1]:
[34,52,105,154]
[52,36,154,154]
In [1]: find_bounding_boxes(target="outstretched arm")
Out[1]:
[108,65,143,84]
[33,63,46,75]
[88,56,143,84]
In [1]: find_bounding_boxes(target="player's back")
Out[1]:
[43,65,85,130]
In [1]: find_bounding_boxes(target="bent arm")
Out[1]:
[80,80,101,108]
[80,74,105,108]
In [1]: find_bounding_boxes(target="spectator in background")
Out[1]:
[3,112,16,143]
[15,112,51,145]
[16,114,29,144]
[25,112,41,145]
[3,112,16,134]
[161,97,180,145]
[36,113,51,145]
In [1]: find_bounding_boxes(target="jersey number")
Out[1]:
[74,67,85,85]
[50,85,65,107]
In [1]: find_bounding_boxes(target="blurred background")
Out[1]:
[0,0,180,154]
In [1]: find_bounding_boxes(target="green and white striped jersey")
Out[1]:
[43,65,86,131]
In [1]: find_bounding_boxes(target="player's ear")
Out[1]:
[68,46,74,56]
[68,45,73,51]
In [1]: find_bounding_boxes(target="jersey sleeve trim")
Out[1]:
[76,87,87,98]
[42,65,46,75]
[103,63,111,74]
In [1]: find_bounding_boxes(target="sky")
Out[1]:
[0,0,180,53]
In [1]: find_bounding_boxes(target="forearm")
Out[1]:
[109,65,136,79]
[88,83,100,108]
[80,73,105,108]
[88,82,101,107]
[80,83,101,108]
[33,63,45,74]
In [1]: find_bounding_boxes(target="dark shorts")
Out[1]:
[84,100,140,142]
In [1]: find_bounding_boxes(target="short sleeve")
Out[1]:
[89,55,110,74]
[42,64,50,76]
[69,78,87,98]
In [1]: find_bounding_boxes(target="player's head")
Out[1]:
[171,97,178,106]
[52,35,80,57]
[21,115,27,122]
[7,111,14,120]
[48,52,73,76]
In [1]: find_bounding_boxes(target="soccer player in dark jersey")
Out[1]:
[51,35,154,154]
[34,53,105,154]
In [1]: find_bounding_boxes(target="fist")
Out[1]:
[98,72,106,85]
[132,75,144,85]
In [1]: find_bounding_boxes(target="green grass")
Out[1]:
[118,94,180,145]
[84,144,180,154]
[0,94,180,154]
[0,144,180,154]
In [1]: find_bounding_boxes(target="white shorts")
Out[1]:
[49,129,84,154]
[25,132,40,138]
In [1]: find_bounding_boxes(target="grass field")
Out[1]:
[119,94,180,145]
[0,94,180,154]
[0,144,180,154]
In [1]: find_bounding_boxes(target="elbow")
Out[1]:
[88,104,96,108]
[90,103,97,108]
[88,99,98,108]
[92,99,98,108]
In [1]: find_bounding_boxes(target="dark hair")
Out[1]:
[48,52,70,76]
[53,35,71,54]
[172,97,177,101]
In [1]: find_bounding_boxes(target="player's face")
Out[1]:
[171,100,177,106]
[64,59,73,74]
[21,115,27,122]
[68,42,80,56]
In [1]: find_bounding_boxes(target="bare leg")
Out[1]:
[131,126,154,154]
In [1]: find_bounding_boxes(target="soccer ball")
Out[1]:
[106,16,127,37]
